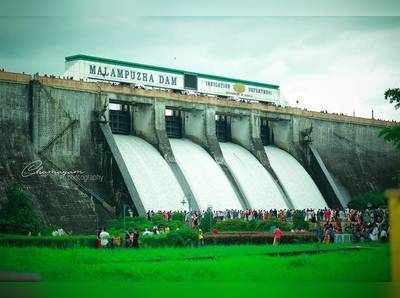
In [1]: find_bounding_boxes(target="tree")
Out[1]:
[0,182,43,235]
[347,192,387,210]
[379,88,400,186]
[199,208,215,232]
[384,88,400,109]
[379,88,400,149]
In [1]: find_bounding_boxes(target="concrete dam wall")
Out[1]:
[0,71,399,232]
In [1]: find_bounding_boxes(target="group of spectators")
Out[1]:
[92,206,389,249]
[96,228,140,248]
[147,208,341,223]
[146,207,389,244]
[95,225,176,248]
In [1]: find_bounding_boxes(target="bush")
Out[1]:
[258,219,292,232]
[107,215,186,236]
[140,228,199,247]
[348,192,387,210]
[0,234,96,248]
[0,228,199,248]
[292,211,309,231]
[204,232,316,245]
[214,218,293,232]
[171,212,185,222]
[150,212,165,224]
[107,216,151,235]
[0,183,44,235]
[199,209,215,232]
[215,219,250,231]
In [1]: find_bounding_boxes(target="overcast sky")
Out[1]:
[0,16,399,120]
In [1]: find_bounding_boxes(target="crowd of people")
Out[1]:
[96,228,142,248]
[90,206,389,249]
[95,226,177,248]
[146,207,390,244]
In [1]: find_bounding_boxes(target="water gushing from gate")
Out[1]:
[170,139,242,210]
[265,146,327,209]
[113,134,187,211]
[220,142,288,210]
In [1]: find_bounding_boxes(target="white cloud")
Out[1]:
[148,18,400,121]
[257,26,400,120]
[1,17,399,120]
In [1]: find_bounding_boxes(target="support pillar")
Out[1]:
[29,79,40,153]
[153,101,199,211]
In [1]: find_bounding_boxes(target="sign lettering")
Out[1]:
[84,62,183,89]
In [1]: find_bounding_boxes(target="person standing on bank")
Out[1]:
[99,227,110,248]
[273,226,283,245]
[132,230,140,248]
[198,229,204,246]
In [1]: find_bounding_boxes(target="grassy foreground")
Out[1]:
[0,243,390,283]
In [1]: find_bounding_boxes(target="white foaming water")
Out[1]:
[265,146,327,209]
[220,142,288,210]
[170,139,242,210]
[113,134,187,211]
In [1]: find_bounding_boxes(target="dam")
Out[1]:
[0,68,399,232]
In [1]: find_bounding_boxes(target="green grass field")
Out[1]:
[0,243,390,283]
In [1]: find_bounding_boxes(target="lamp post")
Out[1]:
[207,205,213,232]
[123,204,126,233]
[180,196,189,226]
[181,197,187,208]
